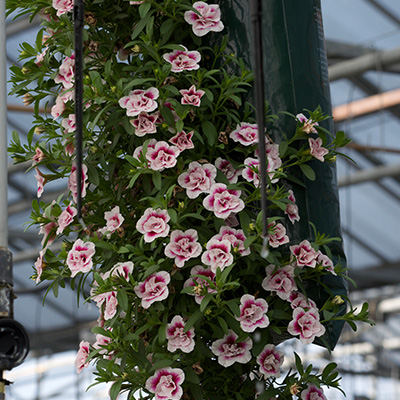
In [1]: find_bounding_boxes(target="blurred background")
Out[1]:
[4,0,400,399]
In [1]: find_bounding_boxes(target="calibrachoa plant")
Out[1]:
[7,1,373,399]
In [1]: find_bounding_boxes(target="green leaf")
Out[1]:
[139,1,151,18]
[201,120,217,147]
[279,141,288,157]
[117,290,129,312]
[243,235,257,249]
[322,362,338,379]
[160,105,175,127]
[299,163,316,181]
[152,171,162,190]
[200,293,213,312]
[294,352,304,374]
[158,323,166,344]
[180,212,205,222]
[109,381,122,400]
[184,366,200,384]
[131,15,150,40]
[167,208,178,224]
[226,299,240,317]
[190,383,203,400]
[217,316,229,334]
[184,309,202,332]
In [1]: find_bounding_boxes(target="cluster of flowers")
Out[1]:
[7,0,363,399]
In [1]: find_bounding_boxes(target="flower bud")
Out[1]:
[34,126,45,135]
[332,295,345,305]
[290,383,300,395]
[22,67,29,75]
[23,93,34,106]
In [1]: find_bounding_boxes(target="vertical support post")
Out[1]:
[0,0,8,249]
[74,0,84,219]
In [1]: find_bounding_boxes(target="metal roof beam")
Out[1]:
[328,46,400,82]
[365,0,400,27]
[338,163,400,187]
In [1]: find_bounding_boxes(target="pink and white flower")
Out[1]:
[35,168,45,198]
[288,291,317,311]
[285,189,300,224]
[184,1,224,37]
[201,238,233,273]
[62,114,76,133]
[203,183,244,219]
[211,330,252,367]
[119,87,159,117]
[164,229,202,268]
[262,264,297,300]
[33,148,45,164]
[34,249,46,283]
[54,55,75,89]
[146,141,180,171]
[52,0,73,17]
[169,130,194,151]
[296,113,319,134]
[102,261,134,281]
[56,203,77,235]
[256,344,284,379]
[68,164,88,203]
[317,252,336,275]
[66,239,96,278]
[268,222,289,248]
[177,161,216,199]
[287,307,326,344]
[145,367,185,400]
[229,122,259,146]
[166,315,195,353]
[183,265,216,304]
[300,384,327,400]
[130,112,157,137]
[93,333,112,357]
[59,88,74,103]
[133,138,157,166]
[242,157,260,187]
[290,240,319,268]
[179,85,205,107]
[309,137,328,162]
[236,294,269,332]
[213,226,250,256]
[99,206,124,236]
[163,46,201,73]
[103,291,118,320]
[35,47,47,66]
[134,271,170,309]
[75,340,90,374]
[51,96,66,119]
[215,157,241,183]
[39,213,57,247]
[136,208,170,243]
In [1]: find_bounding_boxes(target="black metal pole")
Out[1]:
[74,0,84,219]
[250,0,269,258]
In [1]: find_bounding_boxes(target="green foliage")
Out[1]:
[6,1,372,400]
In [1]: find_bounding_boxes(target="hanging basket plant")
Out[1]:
[7,1,373,399]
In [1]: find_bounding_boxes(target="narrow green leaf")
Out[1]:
[200,293,213,312]
[109,381,122,400]
[131,15,150,40]
[152,171,162,190]
[139,1,151,18]
[217,316,229,334]
[201,120,217,147]
[184,309,202,332]
[117,290,129,312]
[299,163,316,181]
